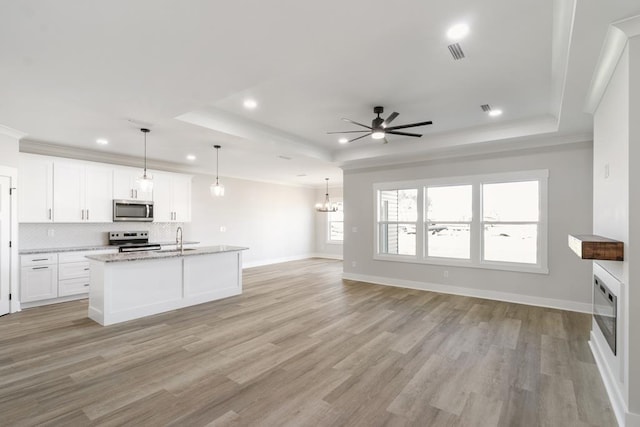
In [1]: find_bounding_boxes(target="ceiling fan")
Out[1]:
[328,106,432,143]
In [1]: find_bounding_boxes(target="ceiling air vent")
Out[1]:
[481,104,492,112]
[448,43,465,60]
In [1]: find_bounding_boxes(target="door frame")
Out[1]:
[0,165,19,313]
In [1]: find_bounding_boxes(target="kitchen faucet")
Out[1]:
[176,226,183,254]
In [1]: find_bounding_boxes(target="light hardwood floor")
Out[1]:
[0,259,615,426]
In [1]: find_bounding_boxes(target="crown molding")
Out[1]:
[0,124,27,139]
[585,14,640,114]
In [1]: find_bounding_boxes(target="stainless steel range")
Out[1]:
[109,231,161,252]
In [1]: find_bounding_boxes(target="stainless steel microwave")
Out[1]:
[113,200,154,222]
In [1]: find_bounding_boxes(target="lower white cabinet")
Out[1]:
[20,249,117,305]
[20,254,58,303]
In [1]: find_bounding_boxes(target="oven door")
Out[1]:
[113,200,154,222]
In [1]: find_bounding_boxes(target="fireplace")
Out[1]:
[593,274,617,355]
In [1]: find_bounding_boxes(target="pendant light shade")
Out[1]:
[315,178,338,212]
[210,145,225,197]
[136,128,153,192]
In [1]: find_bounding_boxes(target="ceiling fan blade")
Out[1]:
[386,120,433,131]
[387,130,423,137]
[383,112,399,127]
[342,118,372,129]
[326,130,371,134]
[348,133,372,143]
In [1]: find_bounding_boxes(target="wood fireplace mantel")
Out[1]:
[568,234,624,261]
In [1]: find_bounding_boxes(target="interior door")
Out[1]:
[0,176,11,316]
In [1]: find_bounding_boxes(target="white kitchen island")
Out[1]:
[86,245,248,326]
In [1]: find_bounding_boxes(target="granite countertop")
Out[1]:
[86,245,248,263]
[19,241,200,255]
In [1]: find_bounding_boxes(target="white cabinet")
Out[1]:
[53,162,113,222]
[20,249,118,305]
[18,154,53,223]
[58,252,92,297]
[113,167,153,201]
[153,172,192,222]
[20,254,58,302]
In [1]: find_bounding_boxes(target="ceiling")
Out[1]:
[1,1,639,187]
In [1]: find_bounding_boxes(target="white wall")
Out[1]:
[593,35,640,424]
[184,174,316,267]
[314,186,343,259]
[593,42,629,414]
[343,142,593,312]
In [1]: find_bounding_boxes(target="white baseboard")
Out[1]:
[242,254,315,269]
[311,253,343,260]
[341,272,592,313]
[242,253,343,269]
[589,334,627,426]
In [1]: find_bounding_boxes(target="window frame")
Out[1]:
[326,199,344,244]
[373,170,549,274]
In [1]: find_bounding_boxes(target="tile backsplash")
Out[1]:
[19,222,183,250]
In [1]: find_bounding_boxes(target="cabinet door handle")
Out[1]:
[84,268,90,271]
[48,208,52,220]
[32,258,48,262]
[135,190,138,199]
[32,266,48,270]
[83,284,89,287]
[131,189,134,198]
[87,209,89,220]
[81,209,85,220]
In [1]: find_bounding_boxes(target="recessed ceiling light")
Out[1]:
[489,109,503,117]
[447,23,469,40]
[296,174,307,177]
[96,138,108,145]
[186,154,196,161]
[338,137,348,144]
[243,99,258,109]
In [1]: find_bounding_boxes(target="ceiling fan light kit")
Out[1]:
[328,106,432,144]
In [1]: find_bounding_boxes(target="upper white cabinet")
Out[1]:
[113,167,153,201]
[153,171,192,222]
[53,161,113,222]
[18,154,191,223]
[18,154,54,223]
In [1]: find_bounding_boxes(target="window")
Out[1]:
[378,189,417,256]
[482,181,539,264]
[328,201,344,242]
[425,185,472,259]
[374,170,548,273]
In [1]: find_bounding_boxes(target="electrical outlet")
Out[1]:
[220,226,227,232]
[352,226,358,233]
[604,163,610,179]
[444,270,449,278]
[351,261,357,267]
[47,229,55,237]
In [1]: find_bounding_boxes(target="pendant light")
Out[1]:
[315,178,338,212]
[210,145,225,197]
[136,128,153,192]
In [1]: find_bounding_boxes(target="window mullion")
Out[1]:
[471,181,481,263]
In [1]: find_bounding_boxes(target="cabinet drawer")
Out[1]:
[59,277,90,297]
[59,261,90,280]
[59,252,91,263]
[21,253,57,267]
